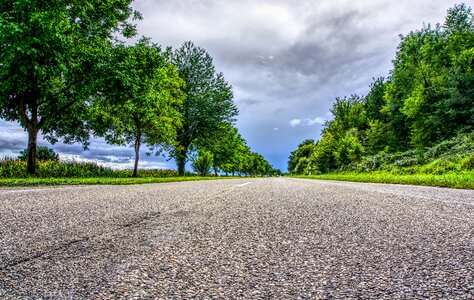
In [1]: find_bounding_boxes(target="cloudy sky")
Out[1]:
[0,0,466,171]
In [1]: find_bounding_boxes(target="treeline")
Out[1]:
[0,1,277,177]
[289,4,474,175]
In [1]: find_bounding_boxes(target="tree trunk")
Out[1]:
[26,128,38,175]
[132,134,141,177]
[176,148,187,176]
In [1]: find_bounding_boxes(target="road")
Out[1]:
[0,178,473,299]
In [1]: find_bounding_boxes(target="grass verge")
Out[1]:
[0,176,231,187]
[293,171,474,189]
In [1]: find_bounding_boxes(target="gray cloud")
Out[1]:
[0,121,26,153]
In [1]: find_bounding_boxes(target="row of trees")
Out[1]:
[191,124,278,176]
[0,0,276,176]
[289,4,474,174]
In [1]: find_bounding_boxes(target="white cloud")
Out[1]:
[60,154,170,170]
[289,117,325,127]
[289,119,302,127]
[306,117,326,126]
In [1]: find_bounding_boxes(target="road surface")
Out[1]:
[0,178,473,299]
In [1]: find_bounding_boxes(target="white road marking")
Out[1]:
[235,182,252,187]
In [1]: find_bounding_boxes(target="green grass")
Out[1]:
[293,171,474,189]
[0,176,233,187]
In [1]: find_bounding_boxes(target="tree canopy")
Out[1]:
[0,0,139,174]
[92,38,184,177]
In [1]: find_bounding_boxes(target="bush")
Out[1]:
[18,146,59,162]
[344,132,474,175]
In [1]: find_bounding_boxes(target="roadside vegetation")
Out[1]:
[0,0,279,180]
[0,145,278,186]
[288,4,474,189]
[295,173,474,189]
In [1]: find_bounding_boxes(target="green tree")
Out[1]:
[92,38,184,177]
[365,120,389,154]
[385,4,474,150]
[324,95,366,140]
[364,77,386,122]
[170,41,238,176]
[225,138,251,176]
[334,128,364,167]
[0,0,139,174]
[309,132,337,174]
[18,146,59,162]
[203,124,245,176]
[245,151,273,176]
[288,139,314,174]
[191,149,213,176]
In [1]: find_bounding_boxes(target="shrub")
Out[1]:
[343,132,474,175]
[18,146,59,162]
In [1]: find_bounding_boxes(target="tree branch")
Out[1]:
[38,97,79,128]
[38,78,81,105]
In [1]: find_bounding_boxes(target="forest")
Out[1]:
[288,4,474,177]
[0,0,278,178]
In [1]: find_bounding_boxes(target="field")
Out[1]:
[0,158,231,186]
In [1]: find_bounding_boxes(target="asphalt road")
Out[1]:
[0,178,473,299]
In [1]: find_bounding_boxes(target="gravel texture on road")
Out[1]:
[0,178,473,299]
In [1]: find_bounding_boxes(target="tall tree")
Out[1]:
[92,38,184,177]
[170,41,238,176]
[0,0,139,174]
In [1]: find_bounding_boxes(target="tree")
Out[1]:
[308,132,337,174]
[92,38,184,177]
[170,41,238,176]
[244,151,273,176]
[191,149,213,176]
[0,0,139,174]
[201,124,245,176]
[385,5,474,149]
[18,146,59,162]
[334,128,364,167]
[223,137,250,176]
[288,139,314,174]
[324,95,366,140]
[364,77,386,122]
